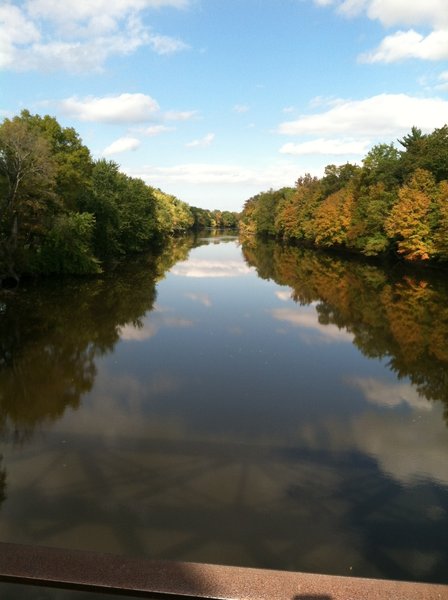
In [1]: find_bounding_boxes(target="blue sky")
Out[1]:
[1,0,448,211]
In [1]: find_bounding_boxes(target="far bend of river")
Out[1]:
[1,233,448,596]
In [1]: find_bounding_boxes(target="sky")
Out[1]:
[1,0,448,212]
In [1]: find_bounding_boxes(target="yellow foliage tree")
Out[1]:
[385,169,436,261]
[314,188,354,247]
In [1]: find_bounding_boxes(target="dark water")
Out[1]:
[0,234,447,595]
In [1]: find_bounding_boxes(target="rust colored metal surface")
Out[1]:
[0,541,446,599]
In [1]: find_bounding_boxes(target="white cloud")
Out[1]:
[186,133,215,148]
[361,29,448,63]
[26,1,190,28]
[0,3,40,68]
[147,32,189,54]
[233,104,250,113]
[315,0,448,63]
[362,0,448,29]
[319,0,448,28]
[102,136,141,156]
[1,0,189,72]
[435,70,448,91]
[60,93,160,123]
[278,93,448,138]
[131,162,307,187]
[142,124,174,136]
[280,138,370,156]
[164,110,198,121]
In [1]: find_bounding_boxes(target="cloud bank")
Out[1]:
[278,93,448,138]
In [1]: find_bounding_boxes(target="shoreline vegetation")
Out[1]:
[2,111,448,285]
[0,111,238,286]
[240,124,448,267]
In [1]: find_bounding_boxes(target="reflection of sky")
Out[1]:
[184,292,212,307]
[171,241,254,278]
[348,377,431,411]
[271,306,354,344]
[172,259,252,278]
[119,307,193,341]
[275,289,292,302]
[1,240,447,583]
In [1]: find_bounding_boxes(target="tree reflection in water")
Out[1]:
[242,238,448,424]
[0,235,447,585]
[0,237,197,442]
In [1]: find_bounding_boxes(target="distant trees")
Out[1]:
[240,124,448,264]
[190,206,239,230]
[0,110,240,281]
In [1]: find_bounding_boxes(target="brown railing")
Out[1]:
[0,542,446,599]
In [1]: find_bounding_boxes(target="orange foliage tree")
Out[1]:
[314,187,354,248]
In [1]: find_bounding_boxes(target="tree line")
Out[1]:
[0,111,239,282]
[240,125,448,264]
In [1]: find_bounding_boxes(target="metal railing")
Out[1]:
[0,542,446,599]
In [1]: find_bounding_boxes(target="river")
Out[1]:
[0,234,447,596]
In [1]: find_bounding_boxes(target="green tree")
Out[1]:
[117,174,157,253]
[80,159,122,259]
[0,118,57,279]
[190,206,213,230]
[360,143,402,189]
[153,189,193,235]
[348,183,397,256]
[320,162,360,197]
[251,188,294,237]
[35,212,100,274]
[433,180,448,260]
[421,125,448,182]
[18,110,93,210]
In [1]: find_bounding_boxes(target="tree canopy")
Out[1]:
[0,111,239,282]
[240,124,448,264]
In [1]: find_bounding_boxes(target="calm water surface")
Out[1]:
[0,234,447,595]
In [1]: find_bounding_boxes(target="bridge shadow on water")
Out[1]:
[0,431,447,590]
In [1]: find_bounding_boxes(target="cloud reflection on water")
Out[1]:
[270,306,353,344]
[119,307,193,341]
[348,376,431,411]
[184,292,212,307]
[172,259,252,278]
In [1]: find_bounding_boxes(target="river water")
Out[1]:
[0,234,447,594]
